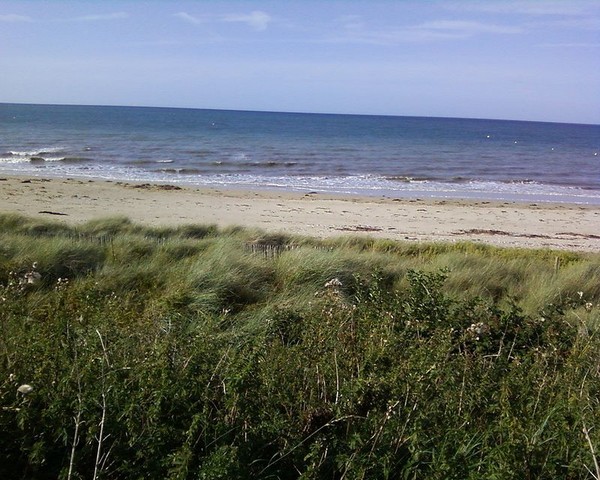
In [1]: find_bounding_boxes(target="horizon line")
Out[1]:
[1,101,598,127]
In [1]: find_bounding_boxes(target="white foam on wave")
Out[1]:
[179,174,600,204]
[38,156,66,162]
[0,156,31,164]
[1,159,599,205]
[0,155,66,164]
[8,147,65,156]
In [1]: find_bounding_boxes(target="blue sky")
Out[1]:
[1,1,599,124]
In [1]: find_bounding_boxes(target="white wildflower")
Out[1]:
[17,384,33,395]
[24,271,42,285]
[22,262,42,286]
[467,322,490,340]
[324,278,343,288]
[585,302,593,312]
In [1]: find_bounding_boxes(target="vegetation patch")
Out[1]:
[0,214,599,479]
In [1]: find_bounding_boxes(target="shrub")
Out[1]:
[0,215,599,478]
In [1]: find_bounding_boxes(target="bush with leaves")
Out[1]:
[0,214,599,479]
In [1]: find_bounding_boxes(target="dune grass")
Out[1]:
[0,213,599,479]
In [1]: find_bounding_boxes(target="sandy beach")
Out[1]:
[1,175,599,251]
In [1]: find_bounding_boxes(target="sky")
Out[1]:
[1,0,599,124]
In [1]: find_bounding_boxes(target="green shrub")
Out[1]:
[0,214,599,479]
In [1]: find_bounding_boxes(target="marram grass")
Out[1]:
[1,214,599,479]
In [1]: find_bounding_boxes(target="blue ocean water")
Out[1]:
[1,103,599,204]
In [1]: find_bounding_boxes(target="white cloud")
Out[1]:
[174,10,272,32]
[414,20,522,35]
[173,12,203,26]
[445,1,595,16]
[0,12,128,24]
[327,18,523,45]
[0,14,33,22]
[335,14,365,31]
[70,12,129,22]
[329,29,465,45]
[223,10,271,31]
[537,42,600,48]
[526,17,600,31]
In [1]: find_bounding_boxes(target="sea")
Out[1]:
[1,103,599,204]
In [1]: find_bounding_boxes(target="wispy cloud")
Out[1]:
[173,12,203,26]
[414,20,522,35]
[0,12,128,23]
[0,14,33,22]
[445,1,595,16]
[69,12,129,22]
[223,10,271,31]
[537,42,600,48]
[174,10,272,31]
[526,17,600,31]
[327,17,522,45]
[327,29,461,45]
[335,14,365,32]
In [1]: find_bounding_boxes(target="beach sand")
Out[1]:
[1,176,599,251]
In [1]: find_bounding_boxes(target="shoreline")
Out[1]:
[2,167,600,207]
[1,175,599,252]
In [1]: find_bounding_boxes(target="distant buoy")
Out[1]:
[486,135,490,138]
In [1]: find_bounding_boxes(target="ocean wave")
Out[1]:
[1,155,93,165]
[155,168,204,175]
[386,175,431,183]
[217,160,302,168]
[451,176,471,183]
[182,149,218,156]
[234,160,300,168]
[1,159,599,204]
[504,179,538,185]
[387,176,546,186]
[127,159,175,166]
[181,174,599,202]
[32,156,93,163]
[8,147,65,156]
[0,156,30,164]
[329,147,359,153]
[59,156,93,164]
[153,160,302,172]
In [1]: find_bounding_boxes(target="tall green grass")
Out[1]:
[0,214,599,479]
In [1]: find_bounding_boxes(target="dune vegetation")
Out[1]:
[1,213,599,479]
